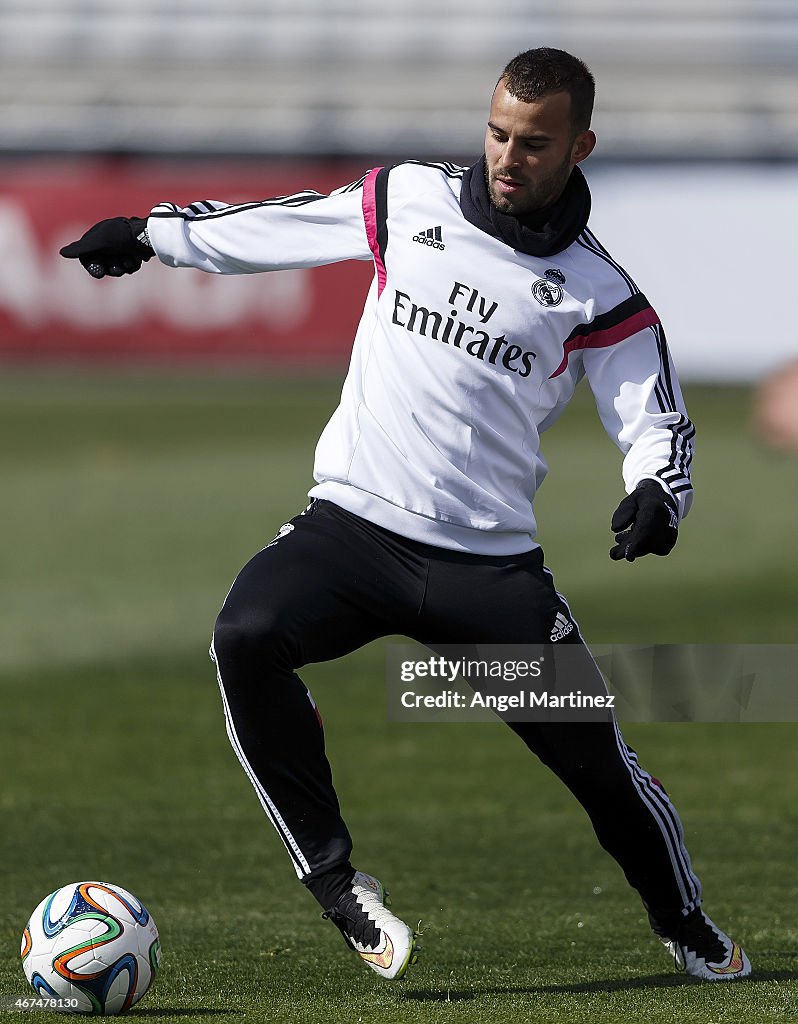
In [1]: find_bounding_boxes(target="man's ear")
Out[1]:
[571,130,597,165]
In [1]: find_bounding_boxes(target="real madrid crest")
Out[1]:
[532,268,566,307]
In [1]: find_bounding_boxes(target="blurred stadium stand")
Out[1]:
[1,0,797,159]
[1,3,796,380]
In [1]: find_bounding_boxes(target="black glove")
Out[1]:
[609,479,679,562]
[60,217,154,278]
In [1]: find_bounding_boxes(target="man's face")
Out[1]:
[484,82,596,217]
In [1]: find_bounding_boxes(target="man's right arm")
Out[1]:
[61,177,374,278]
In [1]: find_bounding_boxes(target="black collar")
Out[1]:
[459,156,591,258]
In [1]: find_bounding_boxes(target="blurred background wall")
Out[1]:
[1,0,796,380]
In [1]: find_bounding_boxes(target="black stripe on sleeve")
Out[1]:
[149,192,328,221]
[561,291,653,346]
[577,230,638,297]
[341,173,368,193]
[374,165,391,271]
[403,159,466,179]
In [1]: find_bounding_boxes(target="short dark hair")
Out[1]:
[499,48,595,134]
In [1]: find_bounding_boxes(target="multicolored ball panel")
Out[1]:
[21,881,161,1016]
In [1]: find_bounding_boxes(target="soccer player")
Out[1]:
[61,48,750,983]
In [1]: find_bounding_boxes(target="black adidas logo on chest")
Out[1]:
[412,226,446,251]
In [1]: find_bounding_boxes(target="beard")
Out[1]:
[485,155,573,218]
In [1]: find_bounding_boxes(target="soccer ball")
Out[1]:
[21,881,161,1015]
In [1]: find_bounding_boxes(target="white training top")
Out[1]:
[147,160,694,555]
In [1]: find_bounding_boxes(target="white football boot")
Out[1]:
[322,871,420,980]
[654,908,751,981]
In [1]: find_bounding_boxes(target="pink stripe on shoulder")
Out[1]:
[549,306,660,379]
[362,167,386,296]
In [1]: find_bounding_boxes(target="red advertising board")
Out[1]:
[0,157,375,361]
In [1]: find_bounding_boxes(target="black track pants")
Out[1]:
[211,499,702,924]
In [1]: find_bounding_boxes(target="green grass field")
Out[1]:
[1,372,796,1023]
